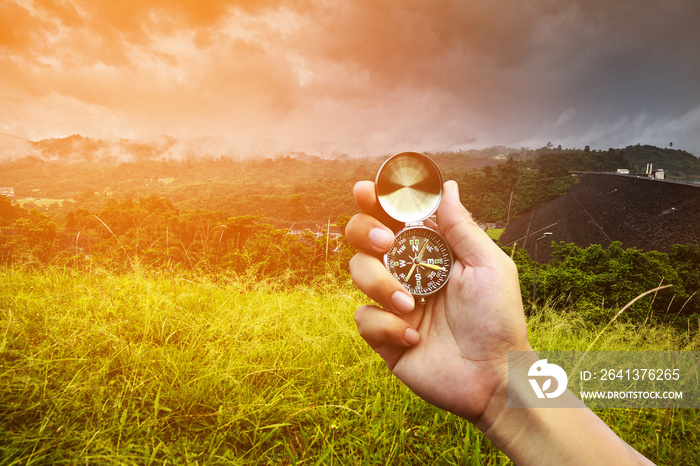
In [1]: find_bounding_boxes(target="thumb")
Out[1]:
[436,180,503,267]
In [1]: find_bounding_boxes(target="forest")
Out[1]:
[4,136,699,227]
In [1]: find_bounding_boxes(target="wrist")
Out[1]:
[474,348,539,454]
[474,349,652,465]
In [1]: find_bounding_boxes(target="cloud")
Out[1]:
[1,0,699,157]
[0,1,39,50]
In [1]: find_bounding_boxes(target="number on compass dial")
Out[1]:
[384,227,453,296]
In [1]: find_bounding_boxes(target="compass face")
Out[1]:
[384,226,453,296]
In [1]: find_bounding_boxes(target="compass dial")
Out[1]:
[384,226,453,296]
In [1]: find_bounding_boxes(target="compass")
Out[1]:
[376,152,453,297]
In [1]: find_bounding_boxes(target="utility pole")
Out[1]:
[532,232,553,307]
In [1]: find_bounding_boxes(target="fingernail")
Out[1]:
[352,181,365,197]
[391,290,414,313]
[369,228,393,249]
[446,180,459,195]
[404,328,420,345]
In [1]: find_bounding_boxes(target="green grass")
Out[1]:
[485,229,504,241]
[1,267,699,464]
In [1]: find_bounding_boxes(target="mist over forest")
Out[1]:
[3,135,699,228]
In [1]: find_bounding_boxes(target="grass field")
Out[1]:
[1,267,699,464]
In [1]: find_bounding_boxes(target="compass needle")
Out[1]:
[405,263,418,281]
[416,239,429,260]
[420,262,447,272]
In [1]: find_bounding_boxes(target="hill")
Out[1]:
[500,173,700,260]
[525,144,700,180]
[622,144,700,178]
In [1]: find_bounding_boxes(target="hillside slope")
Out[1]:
[500,174,700,260]
[622,144,700,178]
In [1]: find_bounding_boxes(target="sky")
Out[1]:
[1,0,700,159]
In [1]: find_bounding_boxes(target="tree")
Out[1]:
[539,241,685,321]
[288,194,308,220]
[12,210,58,262]
[0,196,22,226]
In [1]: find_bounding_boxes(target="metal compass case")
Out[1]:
[376,151,454,298]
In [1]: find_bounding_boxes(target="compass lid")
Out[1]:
[376,151,443,224]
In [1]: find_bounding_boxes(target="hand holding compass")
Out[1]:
[346,178,650,466]
[346,169,532,425]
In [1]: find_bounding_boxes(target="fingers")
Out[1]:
[353,181,404,232]
[349,180,416,315]
[355,305,421,347]
[349,252,415,314]
[355,305,421,368]
[437,180,505,266]
[345,213,395,254]
[353,180,380,214]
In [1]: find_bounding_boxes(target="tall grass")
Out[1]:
[528,298,700,465]
[0,267,698,464]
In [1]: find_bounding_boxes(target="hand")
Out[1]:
[347,179,653,465]
[346,179,531,425]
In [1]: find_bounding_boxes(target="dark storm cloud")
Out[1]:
[296,0,700,151]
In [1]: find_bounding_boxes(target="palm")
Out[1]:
[389,258,528,422]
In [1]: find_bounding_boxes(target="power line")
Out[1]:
[0,131,30,142]
[0,89,122,129]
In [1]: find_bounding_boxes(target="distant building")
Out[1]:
[616,169,629,174]
[0,187,14,198]
[655,169,665,180]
